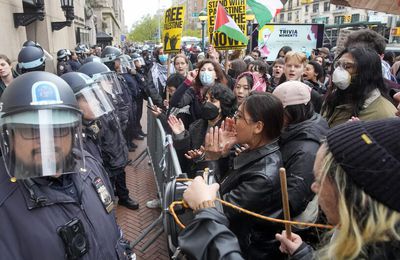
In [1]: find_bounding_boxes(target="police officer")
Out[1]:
[56,49,72,76]
[61,72,114,163]
[79,62,139,210]
[0,71,131,259]
[131,53,148,137]
[17,45,46,74]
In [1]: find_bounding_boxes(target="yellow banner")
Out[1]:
[207,0,247,50]
[162,6,185,53]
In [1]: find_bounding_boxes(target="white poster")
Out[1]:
[258,24,320,61]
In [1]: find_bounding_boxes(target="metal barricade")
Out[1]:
[130,97,185,254]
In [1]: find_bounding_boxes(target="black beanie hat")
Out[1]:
[326,118,400,212]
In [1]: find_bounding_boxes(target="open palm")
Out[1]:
[168,115,185,135]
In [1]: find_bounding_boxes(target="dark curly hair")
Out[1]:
[205,83,237,118]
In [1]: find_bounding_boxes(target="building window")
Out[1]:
[324,2,330,12]
[288,0,292,9]
[325,17,329,24]
[352,13,360,22]
[334,16,344,24]
[280,13,285,21]
[296,11,299,21]
[312,18,316,23]
[313,3,319,13]
[305,5,309,13]
[336,5,345,10]
[297,0,300,6]
[288,12,292,21]
[305,19,308,24]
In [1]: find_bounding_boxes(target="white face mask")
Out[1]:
[199,71,215,86]
[332,67,351,90]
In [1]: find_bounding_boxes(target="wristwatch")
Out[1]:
[194,200,216,212]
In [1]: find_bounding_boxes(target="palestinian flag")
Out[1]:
[214,2,248,45]
[247,0,287,28]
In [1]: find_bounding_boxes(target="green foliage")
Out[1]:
[128,14,163,42]
[183,28,201,38]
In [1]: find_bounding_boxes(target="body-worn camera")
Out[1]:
[57,218,89,259]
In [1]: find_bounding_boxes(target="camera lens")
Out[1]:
[72,234,87,251]
[72,224,79,233]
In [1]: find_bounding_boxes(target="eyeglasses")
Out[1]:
[17,127,70,140]
[233,111,253,124]
[334,60,356,71]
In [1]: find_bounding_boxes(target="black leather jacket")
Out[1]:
[179,208,400,260]
[214,140,285,259]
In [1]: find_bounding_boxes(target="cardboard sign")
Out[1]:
[162,6,186,53]
[207,0,247,50]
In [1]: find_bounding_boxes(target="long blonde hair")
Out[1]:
[316,147,400,260]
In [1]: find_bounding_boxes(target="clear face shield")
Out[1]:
[0,110,85,180]
[133,57,145,68]
[92,71,123,97]
[119,59,133,74]
[75,83,114,121]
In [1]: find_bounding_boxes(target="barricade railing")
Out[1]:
[130,97,184,254]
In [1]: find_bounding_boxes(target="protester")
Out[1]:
[234,72,254,105]
[268,58,285,92]
[247,60,269,92]
[178,118,400,260]
[281,51,323,112]
[322,47,397,127]
[273,81,329,243]
[183,92,285,258]
[276,46,292,59]
[169,84,237,176]
[170,59,228,124]
[0,54,18,97]
[173,53,189,77]
[303,60,327,95]
[147,46,168,101]
[344,29,397,82]
[276,118,400,259]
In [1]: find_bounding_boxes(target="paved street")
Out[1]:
[116,108,170,260]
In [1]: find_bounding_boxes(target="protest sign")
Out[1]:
[207,0,247,50]
[162,6,185,53]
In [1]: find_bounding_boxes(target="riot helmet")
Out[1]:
[0,72,85,179]
[131,53,145,68]
[22,40,39,48]
[101,46,122,70]
[117,54,134,74]
[57,49,68,61]
[61,72,114,121]
[78,62,123,97]
[17,45,46,74]
[84,56,102,64]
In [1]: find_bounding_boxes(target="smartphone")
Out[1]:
[146,104,156,111]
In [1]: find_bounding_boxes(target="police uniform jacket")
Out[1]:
[0,151,127,260]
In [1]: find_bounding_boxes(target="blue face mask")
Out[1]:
[199,71,215,86]
[158,54,168,64]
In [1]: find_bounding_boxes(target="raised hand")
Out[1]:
[219,118,237,156]
[204,126,231,161]
[168,115,185,135]
[150,105,163,118]
[186,69,198,83]
[275,230,303,255]
[183,176,219,210]
[185,146,205,160]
